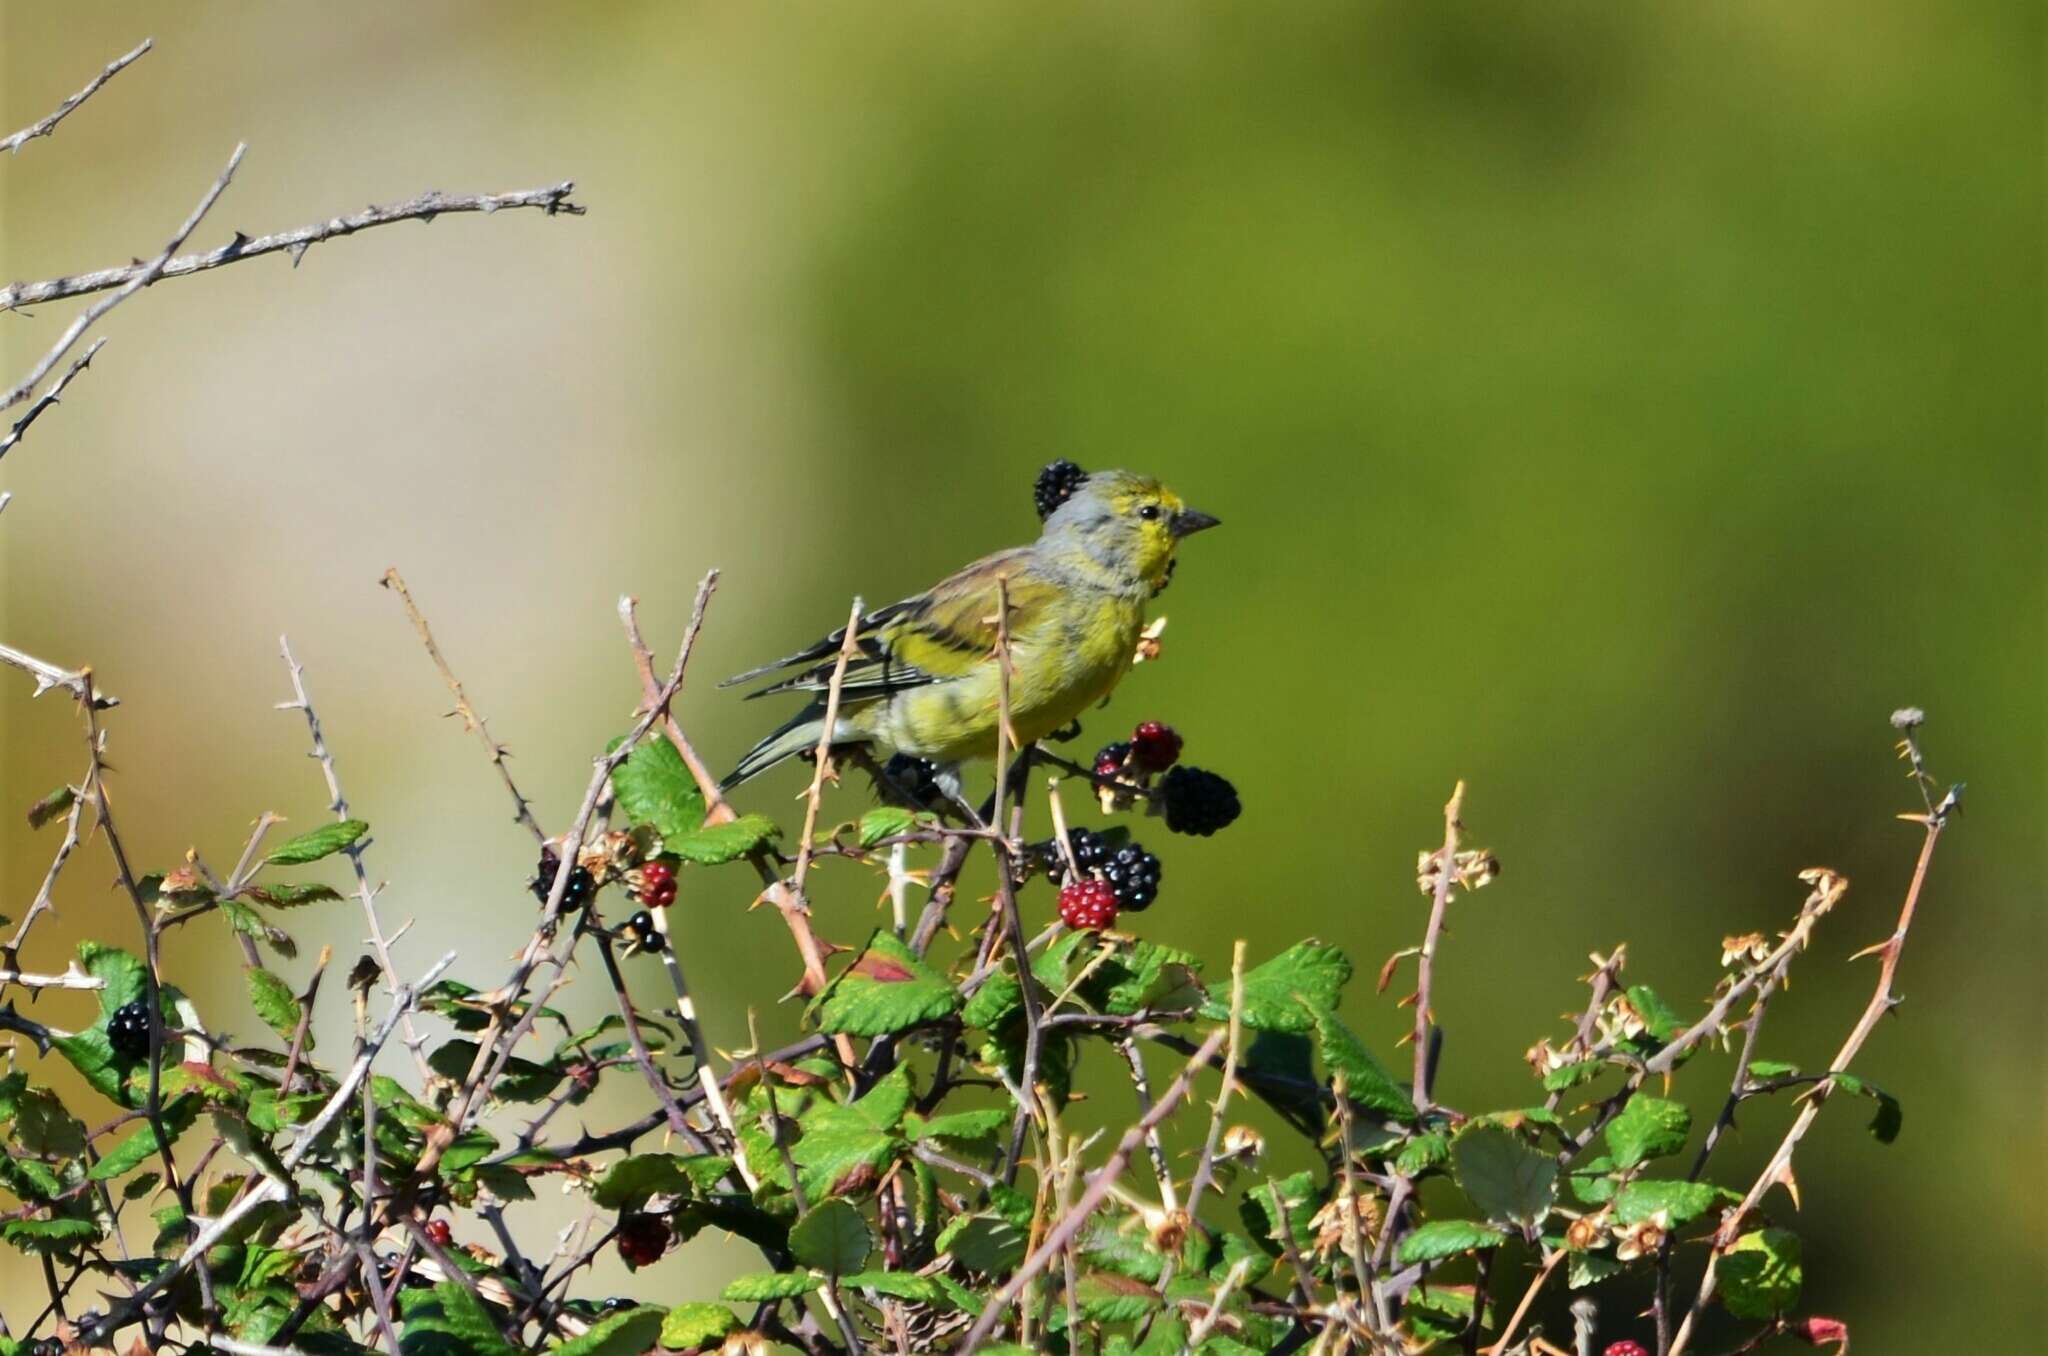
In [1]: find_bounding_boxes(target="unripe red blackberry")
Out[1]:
[616,1213,670,1268]
[1129,721,1183,773]
[1033,460,1089,519]
[424,1218,453,1248]
[635,861,678,908]
[1604,1344,1649,1356]
[1057,878,1118,931]
[106,1000,153,1060]
[1160,766,1241,837]
[1103,842,1162,911]
[1093,741,1132,779]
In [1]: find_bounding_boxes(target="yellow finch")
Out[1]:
[720,470,1218,798]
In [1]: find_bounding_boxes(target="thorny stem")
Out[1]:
[1412,780,1466,1112]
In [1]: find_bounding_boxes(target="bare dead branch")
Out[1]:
[0,336,106,463]
[0,39,152,157]
[1,180,584,317]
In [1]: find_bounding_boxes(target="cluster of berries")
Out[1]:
[1605,1345,1649,1356]
[618,911,667,956]
[1038,825,1164,932]
[531,845,596,910]
[107,1000,154,1060]
[1092,721,1241,837]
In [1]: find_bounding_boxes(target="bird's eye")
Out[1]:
[1138,504,1161,521]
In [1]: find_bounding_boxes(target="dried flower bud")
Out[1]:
[1148,1208,1191,1253]
[1797,867,1849,919]
[720,1332,773,1356]
[1565,1213,1605,1252]
[1611,1210,1668,1262]
[1719,932,1771,968]
[1309,1189,1381,1258]
[1417,848,1500,896]
[1525,1038,1572,1077]
[1596,993,1647,1044]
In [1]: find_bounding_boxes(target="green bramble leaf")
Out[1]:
[1401,1285,1489,1343]
[1394,1218,1508,1265]
[1568,1252,1622,1288]
[1718,1228,1803,1319]
[89,1097,198,1181]
[907,1108,1008,1145]
[844,1270,950,1305]
[1543,1060,1602,1092]
[1827,1073,1903,1143]
[856,806,922,848]
[660,1303,739,1350]
[243,882,344,908]
[610,734,707,838]
[25,785,74,830]
[723,1270,821,1301]
[1604,1094,1691,1168]
[245,968,302,1044]
[1613,1179,1723,1226]
[789,1198,872,1274]
[1747,1059,1800,1079]
[398,1280,519,1356]
[1396,1131,1450,1177]
[810,930,960,1037]
[265,819,368,866]
[591,1153,731,1210]
[14,1086,85,1158]
[1,1216,98,1255]
[548,1306,663,1356]
[666,814,781,865]
[1200,940,1351,1032]
[1237,1170,1320,1257]
[1624,984,1686,1043]
[1451,1123,1557,1228]
[78,941,148,1017]
[427,1041,562,1103]
[943,1215,1029,1273]
[1302,995,1415,1121]
[1074,1270,1164,1323]
[790,1069,912,1200]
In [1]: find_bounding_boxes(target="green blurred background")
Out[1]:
[3,2,2040,1349]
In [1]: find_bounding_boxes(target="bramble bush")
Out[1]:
[0,38,1960,1356]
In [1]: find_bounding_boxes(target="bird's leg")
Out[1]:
[976,746,1037,824]
[1045,720,1084,744]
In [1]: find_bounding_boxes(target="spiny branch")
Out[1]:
[0,38,152,156]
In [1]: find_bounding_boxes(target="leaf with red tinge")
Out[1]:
[1791,1316,1849,1348]
[808,929,959,1037]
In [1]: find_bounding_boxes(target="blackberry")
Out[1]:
[1032,826,1114,880]
[1057,878,1118,931]
[1033,460,1089,520]
[616,1213,670,1269]
[424,1218,453,1248]
[1093,741,1132,780]
[621,911,666,955]
[635,861,677,908]
[532,847,595,910]
[1129,721,1183,773]
[106,999,153,1060]
[1160,766,1241,837]
[1102,843,1162,911]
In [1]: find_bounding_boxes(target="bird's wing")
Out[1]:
[724,547,1058,700]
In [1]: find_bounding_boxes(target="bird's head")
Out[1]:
[1041,469,1219,591]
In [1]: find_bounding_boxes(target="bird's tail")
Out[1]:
[719,705,834,794]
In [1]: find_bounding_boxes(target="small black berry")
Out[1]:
[623,910,666,955]
[1093,741,1132,780]
[107,1000,153,1060]
[533,847,594,910]
[1103,843,1162,911]
[1033,460,1089,520]
[1160,766,1241,837]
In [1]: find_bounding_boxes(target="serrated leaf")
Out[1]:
[1395,1131,1450,1177]
[908,1108,1008,1144]
[856,807,921,848]
[14,1087,85,1158]
[246,968,303,1043]
[722,1270,820,1301]
[789,1198,871,1274]
[548,1306,662,1356]
[427,1041,561,1103]
[1746,1059,1799,1079]
[1604,1095,1691,1169]
[811,930,960,1037]
[1568,1252,1622,1288]
[1613,1179,1723,1227]
[1074,1270,1163,1323]
[1451,1124,1557,1228]
[1237,1170,1320,1256]
[89,1098,197,1181]
[245,882,344,908]
[399,1280,519,1356]
[1394,1218,1507,1265]
[943,1215,1029,1273]
[660,1303,738,1350]
[666,814,781,865]
[1719,1228,1803,1319]
[1,1216,98,1254]
[77,941,148,1017]
[592,1153,731,1210]
[843,1270,949,1305]
[1543,1060,1602,1092]
[1302,996,1415,1121]
[610,734,706,838]
[265,819,368,866]
[1200,941,1351,1032]
[1085,939,1207,1017]
[1624,984,1686,1042]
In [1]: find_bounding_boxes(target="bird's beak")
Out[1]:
[1170,508,1221,538]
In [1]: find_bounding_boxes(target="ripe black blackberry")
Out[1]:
[1160,766,1241,837]
[107,999,153,1060]
[1093,741,1132,780]
[1031,826,1115,880]
[532,847,594,910]
[1033,460,1088,520]
[1103,843,1162,911]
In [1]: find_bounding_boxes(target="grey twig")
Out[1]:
[0,336,106,463]
[0,39,152,156]
[0,645,114,706]
[0,180,584,316]
[2,142,245,413]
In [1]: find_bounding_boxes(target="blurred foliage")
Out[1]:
[2,1,2039,1349]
